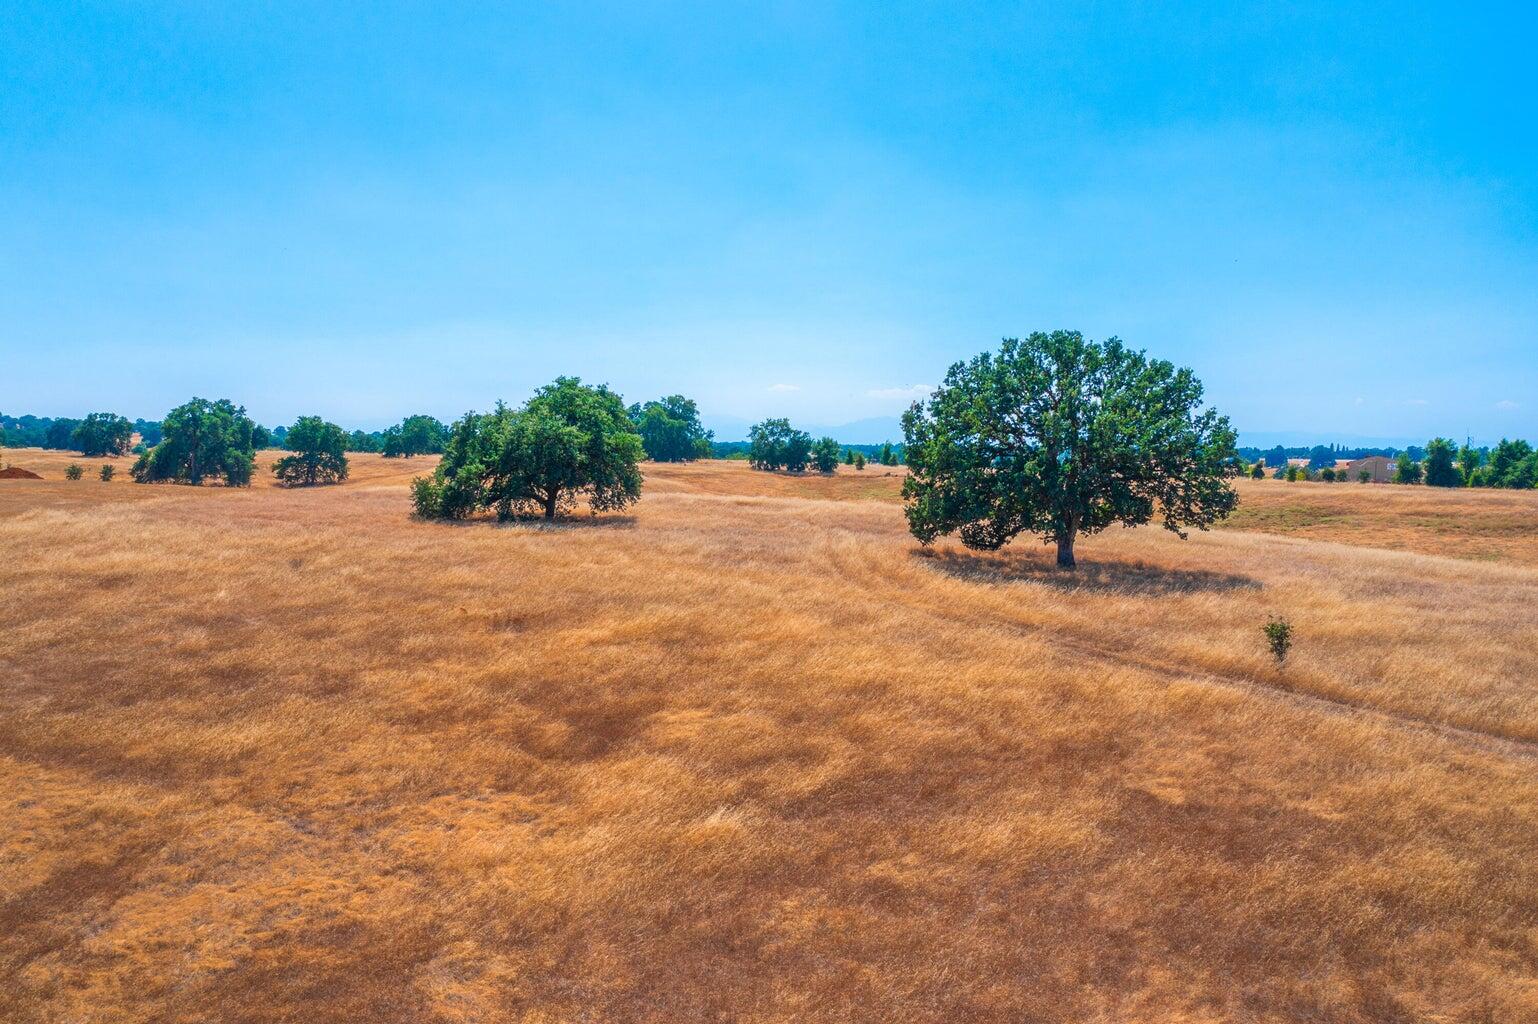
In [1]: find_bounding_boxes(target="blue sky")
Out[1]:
[3,2,1535,442]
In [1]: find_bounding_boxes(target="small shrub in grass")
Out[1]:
[410,476,443,518]
[853,452,866,470]
[99,464,115,482]
[1358,469,1371,483]
[1263,616,1293,666]
[64,463,83,480]
[1320,467,1336,482]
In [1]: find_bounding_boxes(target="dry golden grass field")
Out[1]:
[3,448,1538,1022]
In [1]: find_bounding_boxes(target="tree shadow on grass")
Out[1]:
[918,547,1261,596]
[429,514,639,532]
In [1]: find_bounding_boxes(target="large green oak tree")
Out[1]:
[901,331,1239,568]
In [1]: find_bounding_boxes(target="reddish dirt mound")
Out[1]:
[0,466,44,479]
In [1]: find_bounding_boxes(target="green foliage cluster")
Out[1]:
[382,415,448,458]
[132,398,258,486]
[810,436,841,473]
[45,419,82,449]
[64,463,83,480]
[2,414,160,450]
[747,418,813,472]
[1468,439,1538,489]
[71,413,134,457]
[1421,437,1461,487]
[902,331,1238,568]
[627,395,713,462]
[1393,452,1423,485]
[1263,616,1293,665]
[272,416,350,486]
[412,377,643,520]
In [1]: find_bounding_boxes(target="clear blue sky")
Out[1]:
[3,2,1535,442]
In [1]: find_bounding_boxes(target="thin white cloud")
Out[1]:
[1495,399,1520,410]
[1405,398,1429,406]
[766,383,800,393]
[1353,396,1366,406]
[867,384,933,401]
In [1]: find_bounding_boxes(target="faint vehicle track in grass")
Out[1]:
[664,483,1538,762]
[1043,630,1538,765]
[742,483,1538,762]
[829,536,1538,764]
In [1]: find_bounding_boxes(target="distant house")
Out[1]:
[1344,455,1394,483]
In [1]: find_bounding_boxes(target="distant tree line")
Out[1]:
[1239,435,1538,489]
[1238,443,1424,468]
[1,413,160,453]
[715,438,905,465]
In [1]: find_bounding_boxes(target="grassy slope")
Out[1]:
[2,451,1536,1022]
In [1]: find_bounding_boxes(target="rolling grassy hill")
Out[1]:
[3,451,1536,1021]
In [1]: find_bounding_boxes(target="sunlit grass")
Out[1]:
[2,452,1536,1021]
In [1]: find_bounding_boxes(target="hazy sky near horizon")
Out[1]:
[3,2,1536,440]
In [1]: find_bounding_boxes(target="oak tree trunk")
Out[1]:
[1056,528,1077,569]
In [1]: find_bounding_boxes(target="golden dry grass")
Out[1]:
[1225,476,1538,567]
[3,449,1537,1022]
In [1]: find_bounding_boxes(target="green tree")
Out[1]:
[44,418,82,450]
[133,419,163,446]
[348,429,381,453]
[853,451,866,470]
[1484,439,1535,488]
[413,378,643,520]
[250,424,273,449]
[811,436,841,473]
[627,395,713,462]
[843,448,855,465]
[383,415,447,457]
[1457,443,1481,486]
[272,416,350,486]
[902,331,1238,568]
[1393,452,1423,484]
[71,413,133,457]
[380,425,404,457]
[1422,437,1461,487]
[1250,462,1265,480]
[1358,469,1372,483]
[64,463,83,480]
[747,418,813,472]
[878,441,896,466]
[99,464,115,482]
[131,398,258,486]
